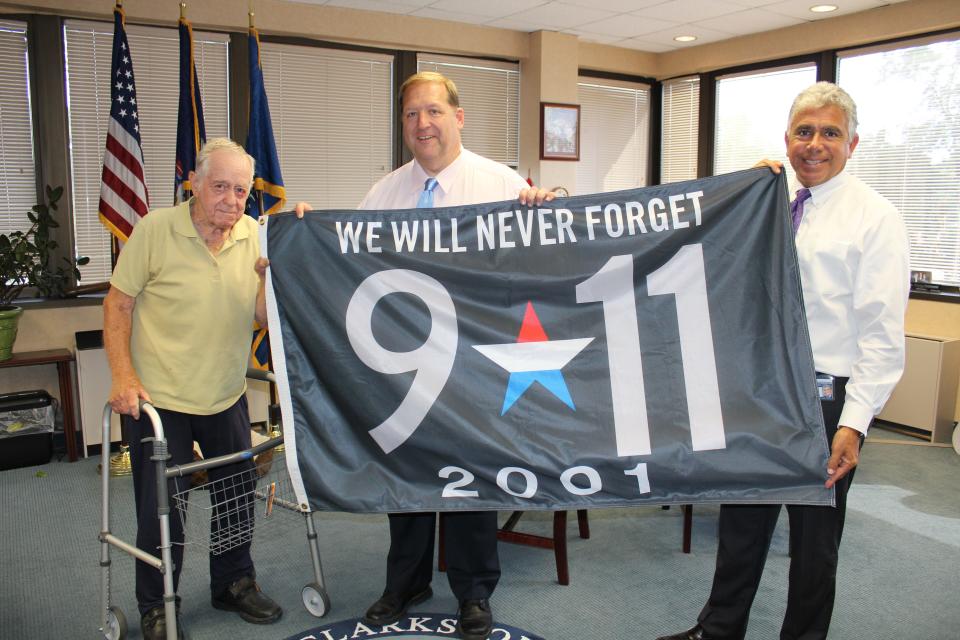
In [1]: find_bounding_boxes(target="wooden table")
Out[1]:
[0,349,79,462]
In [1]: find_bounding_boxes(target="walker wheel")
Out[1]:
[103,605,127,640]
[302,582,331,617]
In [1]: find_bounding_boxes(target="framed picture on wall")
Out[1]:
[540,102,580,161]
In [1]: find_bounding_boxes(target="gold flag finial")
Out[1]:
[180,2,187,20]
[249,0,256,28]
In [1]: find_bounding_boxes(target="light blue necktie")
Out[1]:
[790,187,811,234]
[416,177,439,208]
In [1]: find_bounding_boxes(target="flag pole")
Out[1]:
[108,0,131,479]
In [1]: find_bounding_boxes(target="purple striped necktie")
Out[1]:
[790,187,811,233]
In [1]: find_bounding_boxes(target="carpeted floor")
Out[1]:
[1,423,958,639]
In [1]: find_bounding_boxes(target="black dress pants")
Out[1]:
[123,396,256,615]
[385,511,500,602]
[698,377,855,640]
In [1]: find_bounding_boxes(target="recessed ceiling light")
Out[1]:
[674,35,697,43]
[810,4,838,12]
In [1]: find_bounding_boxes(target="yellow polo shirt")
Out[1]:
[110,200,261,415]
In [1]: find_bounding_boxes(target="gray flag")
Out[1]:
[263,168,833,513]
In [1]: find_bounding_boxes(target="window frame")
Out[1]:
[697,34,960,301]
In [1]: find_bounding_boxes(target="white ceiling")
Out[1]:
[287,0,910,52]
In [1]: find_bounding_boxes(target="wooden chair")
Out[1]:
[437,504,693,586]
[664,504,694,553]
[438,510,590,586]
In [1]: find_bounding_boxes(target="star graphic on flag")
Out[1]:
[473,302,593,415]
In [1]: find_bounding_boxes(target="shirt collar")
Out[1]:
[410,146,466,195]
[792,170,850,208]
[173,199,198,237]
[173,197,250,243]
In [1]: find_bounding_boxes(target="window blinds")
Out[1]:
[64,19,229,283]
[0,20,37,238]
[417,54,519,168]
[660,76,699,184]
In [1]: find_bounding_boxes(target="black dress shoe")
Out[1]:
[211,575,283,624]
[655,624,714,640]
[140,606,186,640]
[363,585,433,626]
[457,599,493,640]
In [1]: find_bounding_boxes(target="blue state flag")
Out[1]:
[245,26,286,217]
[245,26,286,369]
[174,16,206,204]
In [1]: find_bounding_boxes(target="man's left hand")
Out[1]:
[825,426,862,488]
[519,187,555,206]
[255,256,269,279]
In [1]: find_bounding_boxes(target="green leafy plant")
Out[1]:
[0,185,89,307]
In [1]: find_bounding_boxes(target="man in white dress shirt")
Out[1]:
[657,82,910,640]
[356,72,550,640]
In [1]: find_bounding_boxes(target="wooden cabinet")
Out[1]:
[878,334,960,443]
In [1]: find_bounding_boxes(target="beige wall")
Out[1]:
[657,0,960,79]
[0,304,101,423]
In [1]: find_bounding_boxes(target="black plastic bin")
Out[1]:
[0,390,55,470]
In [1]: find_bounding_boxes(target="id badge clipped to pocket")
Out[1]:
[816,373,835,401]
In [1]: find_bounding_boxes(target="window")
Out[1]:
[418,54,519,168]
[64,20,229,283]
[576,78,650,195]
[714,64,817,183]
[0,20,37,237]
[259,42,393,209]
[838,34,960,287]
[660,76,699,184]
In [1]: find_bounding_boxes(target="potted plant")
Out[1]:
[0,185,89,360]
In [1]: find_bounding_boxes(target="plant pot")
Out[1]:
[0,305,23,361]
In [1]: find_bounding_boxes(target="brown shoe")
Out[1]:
[211,576,282,624]
[140,606,186,640]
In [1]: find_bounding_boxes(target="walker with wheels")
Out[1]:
[97,369,330,640]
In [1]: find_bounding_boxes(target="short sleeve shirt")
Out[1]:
[110,201,260,414]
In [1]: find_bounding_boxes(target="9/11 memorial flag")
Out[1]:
[262,169,834,513]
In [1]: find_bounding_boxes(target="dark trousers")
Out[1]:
[123,396,256,615]
[385,511,500,602]
[698,377,855,640]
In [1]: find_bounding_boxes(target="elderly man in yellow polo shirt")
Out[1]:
[104,138,281,640]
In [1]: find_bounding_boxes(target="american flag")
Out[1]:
[98,6,149,242]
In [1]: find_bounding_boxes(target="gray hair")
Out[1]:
[788,82,858,138]
[194,138,255,187]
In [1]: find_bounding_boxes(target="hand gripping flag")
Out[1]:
[245,25,286,369]
[98,5,149,241]
[174,15,206,205]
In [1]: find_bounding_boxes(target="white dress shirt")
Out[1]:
[792,170,910,434]
[359,147,529,210]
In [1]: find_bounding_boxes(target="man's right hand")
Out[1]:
[754,159,784,173]
[109,375,151,419]
[294,202,313,219]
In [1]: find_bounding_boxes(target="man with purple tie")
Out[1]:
[657,82,909,640]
